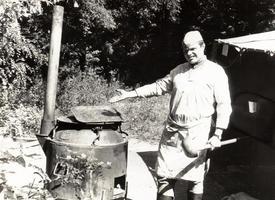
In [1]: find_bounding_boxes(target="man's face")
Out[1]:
[182,42,205,65]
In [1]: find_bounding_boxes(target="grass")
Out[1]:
[111,95,169,144]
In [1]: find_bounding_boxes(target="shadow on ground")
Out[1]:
[136,151,244,200]
[138,151,189,200]
[137,147,273,200]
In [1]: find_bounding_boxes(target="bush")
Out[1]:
[57,69,170,143]
[57,69,122,115]
[0,104,42,137]
[1,69,170,143]
[6,78,45,108]
[0,78,45,137]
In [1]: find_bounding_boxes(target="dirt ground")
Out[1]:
[0,136,261,200]
[127,139,260,200]
[130,138,272,200]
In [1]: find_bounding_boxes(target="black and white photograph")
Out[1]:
[0,0,275,199]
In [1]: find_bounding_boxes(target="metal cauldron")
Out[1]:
[44,106,128,200]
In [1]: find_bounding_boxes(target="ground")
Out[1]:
[0,136,258,200]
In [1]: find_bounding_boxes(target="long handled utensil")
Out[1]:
[199,137,248,151]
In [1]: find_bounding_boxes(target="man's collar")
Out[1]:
[189,56,207,69]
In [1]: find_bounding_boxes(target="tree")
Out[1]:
[0,0,52,91]
[186,0,275,39]
[1,0,275,94]
[0,0,119,105]
[57,0,117,81]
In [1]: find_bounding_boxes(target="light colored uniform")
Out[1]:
[135,59,232,188]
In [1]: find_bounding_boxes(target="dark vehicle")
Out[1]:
[211,31,275,200]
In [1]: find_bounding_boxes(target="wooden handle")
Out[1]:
[199,137,244,151]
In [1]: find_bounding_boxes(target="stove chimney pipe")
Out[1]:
[37,5,64,146]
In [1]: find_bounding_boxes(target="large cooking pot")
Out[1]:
[44,106,128,200]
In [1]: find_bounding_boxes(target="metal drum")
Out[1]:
[44,106,128,200]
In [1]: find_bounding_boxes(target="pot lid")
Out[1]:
[57,115,79,124]
[70,106,123,124]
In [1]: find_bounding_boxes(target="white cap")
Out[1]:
[183,31,204,45]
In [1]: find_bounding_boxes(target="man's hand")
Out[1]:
[208,135,221,149]
[109,89,136,103]
[207,128,223,149]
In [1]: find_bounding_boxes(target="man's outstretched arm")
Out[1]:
[109,74,173,103]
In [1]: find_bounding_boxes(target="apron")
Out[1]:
[155,117,212,182]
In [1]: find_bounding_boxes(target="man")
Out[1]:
[109,30,232,200]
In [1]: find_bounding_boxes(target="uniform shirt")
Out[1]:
[135,59,232,130]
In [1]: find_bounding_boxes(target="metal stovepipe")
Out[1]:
[37,5,64,146]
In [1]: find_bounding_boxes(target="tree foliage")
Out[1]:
[189,0,275,38]
[0,0,51,90]
[1,0,275,103]
[0,0,275,142]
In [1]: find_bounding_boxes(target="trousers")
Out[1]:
[157,176,204,197]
